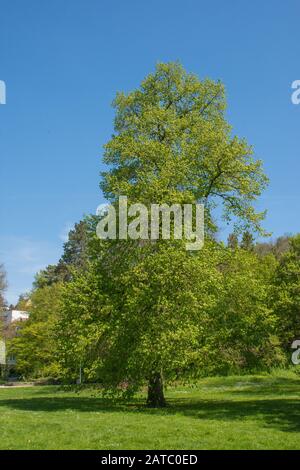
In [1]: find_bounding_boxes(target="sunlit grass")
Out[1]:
[1,370,300,449]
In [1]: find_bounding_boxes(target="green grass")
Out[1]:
[1,370,300,449]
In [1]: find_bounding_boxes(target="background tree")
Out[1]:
[210,247,282,371]
[272,235,300,350]
[9,220,94,378]
[8,283,63,378]
[240,231,255,251]
[33,264,69,289]
[227,233,239,249]
[255,235,291,259]
[14,293,31,310]
[34,220,91,289]
[60,220,90,270]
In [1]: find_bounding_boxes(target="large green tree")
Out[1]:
[57,63,272,406]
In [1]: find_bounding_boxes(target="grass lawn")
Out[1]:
[1,370,300,449]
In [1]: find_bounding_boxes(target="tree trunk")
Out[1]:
[147,371,166,407]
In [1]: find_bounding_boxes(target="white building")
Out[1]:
[0,310,29,325]
[0,310,29,366]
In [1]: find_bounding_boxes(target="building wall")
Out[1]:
[0,310,29,325]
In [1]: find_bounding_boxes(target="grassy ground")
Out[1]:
[1,370,300,449]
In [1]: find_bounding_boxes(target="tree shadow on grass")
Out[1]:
[198,375,300,393]
[1,390,300,434]
[168,397,300,433]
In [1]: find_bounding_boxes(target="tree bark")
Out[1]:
[147,371,166,407]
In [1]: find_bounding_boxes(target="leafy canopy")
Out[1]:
[101,62,268,234]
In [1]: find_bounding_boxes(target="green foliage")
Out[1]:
[101,62,268,235]
[60,220,90,270]
[208,248,284,371]
[227,233,239,249]
[272,235,300,349]
[9,217,96,379]
[8,283,64,378]
[33,263,69,289]
[255,235,291,259]
[14,293,31,310]
[240,230,255,251]
[34,220,91,289]
[56,240,283,393]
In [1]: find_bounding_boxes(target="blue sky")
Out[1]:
[0,0,299,304]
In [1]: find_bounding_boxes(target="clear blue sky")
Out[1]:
[0,0,299,304]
